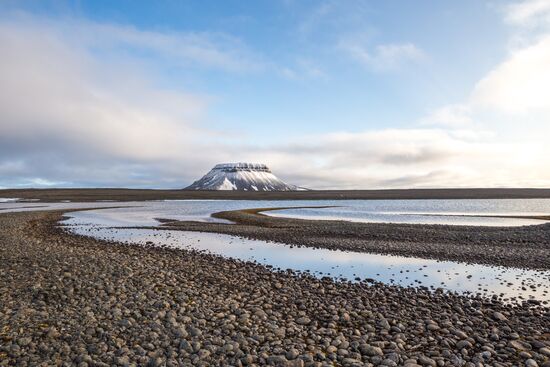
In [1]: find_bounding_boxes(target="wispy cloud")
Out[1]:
[279,58,328,80]
[420,104,473,127]
[3,14,266,73]
[504,0,550,27]
[296,1,336,37]
[85,24,265,73]
[340,40,425,71]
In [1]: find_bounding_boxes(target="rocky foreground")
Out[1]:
[160,208,550,270]
[1,211,549,367]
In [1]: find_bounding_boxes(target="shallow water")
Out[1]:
[267,199,550,226]
[2,198,550,226]
[0,201,136,212]
[65,224,550,303]
[0,198,19,203]
[46,198,550,227]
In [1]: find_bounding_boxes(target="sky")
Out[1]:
[1,0,550,189]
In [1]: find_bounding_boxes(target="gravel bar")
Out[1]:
[157,207,550,271]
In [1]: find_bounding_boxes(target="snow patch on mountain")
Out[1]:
[184,163,304,191]
[218,177,237,190]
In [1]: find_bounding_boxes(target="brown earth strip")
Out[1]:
[3,187,550,202]
[0,206,49,211]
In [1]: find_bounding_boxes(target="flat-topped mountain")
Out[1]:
[184,163,302,191]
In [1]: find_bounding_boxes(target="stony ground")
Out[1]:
[158,208,550,270]
[1,210,549,367]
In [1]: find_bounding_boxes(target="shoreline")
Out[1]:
[155,207,550,271]
[0,209,549,366]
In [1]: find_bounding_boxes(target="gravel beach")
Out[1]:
[155,207,550,271]
[1,210,550,366]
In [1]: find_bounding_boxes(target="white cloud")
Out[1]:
[257,128,548,189]
[424,2,550,128]
[289,1,424,72]
[279,58,327,80]
[0,16,237,187]
[341,41,425,71]
[414,1,550,190]
[471,34,550,113]
[505,0,550,27]
[420,104,473,127]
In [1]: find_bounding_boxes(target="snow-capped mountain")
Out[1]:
[184,163,303,191]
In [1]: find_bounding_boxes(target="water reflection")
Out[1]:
[65,223,549,303]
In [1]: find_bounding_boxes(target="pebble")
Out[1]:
[360,344,384,356]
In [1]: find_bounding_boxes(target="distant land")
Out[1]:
[2,188,550,202]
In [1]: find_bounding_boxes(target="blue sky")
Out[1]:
[26,0,502,135]
[1,0,550,189]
